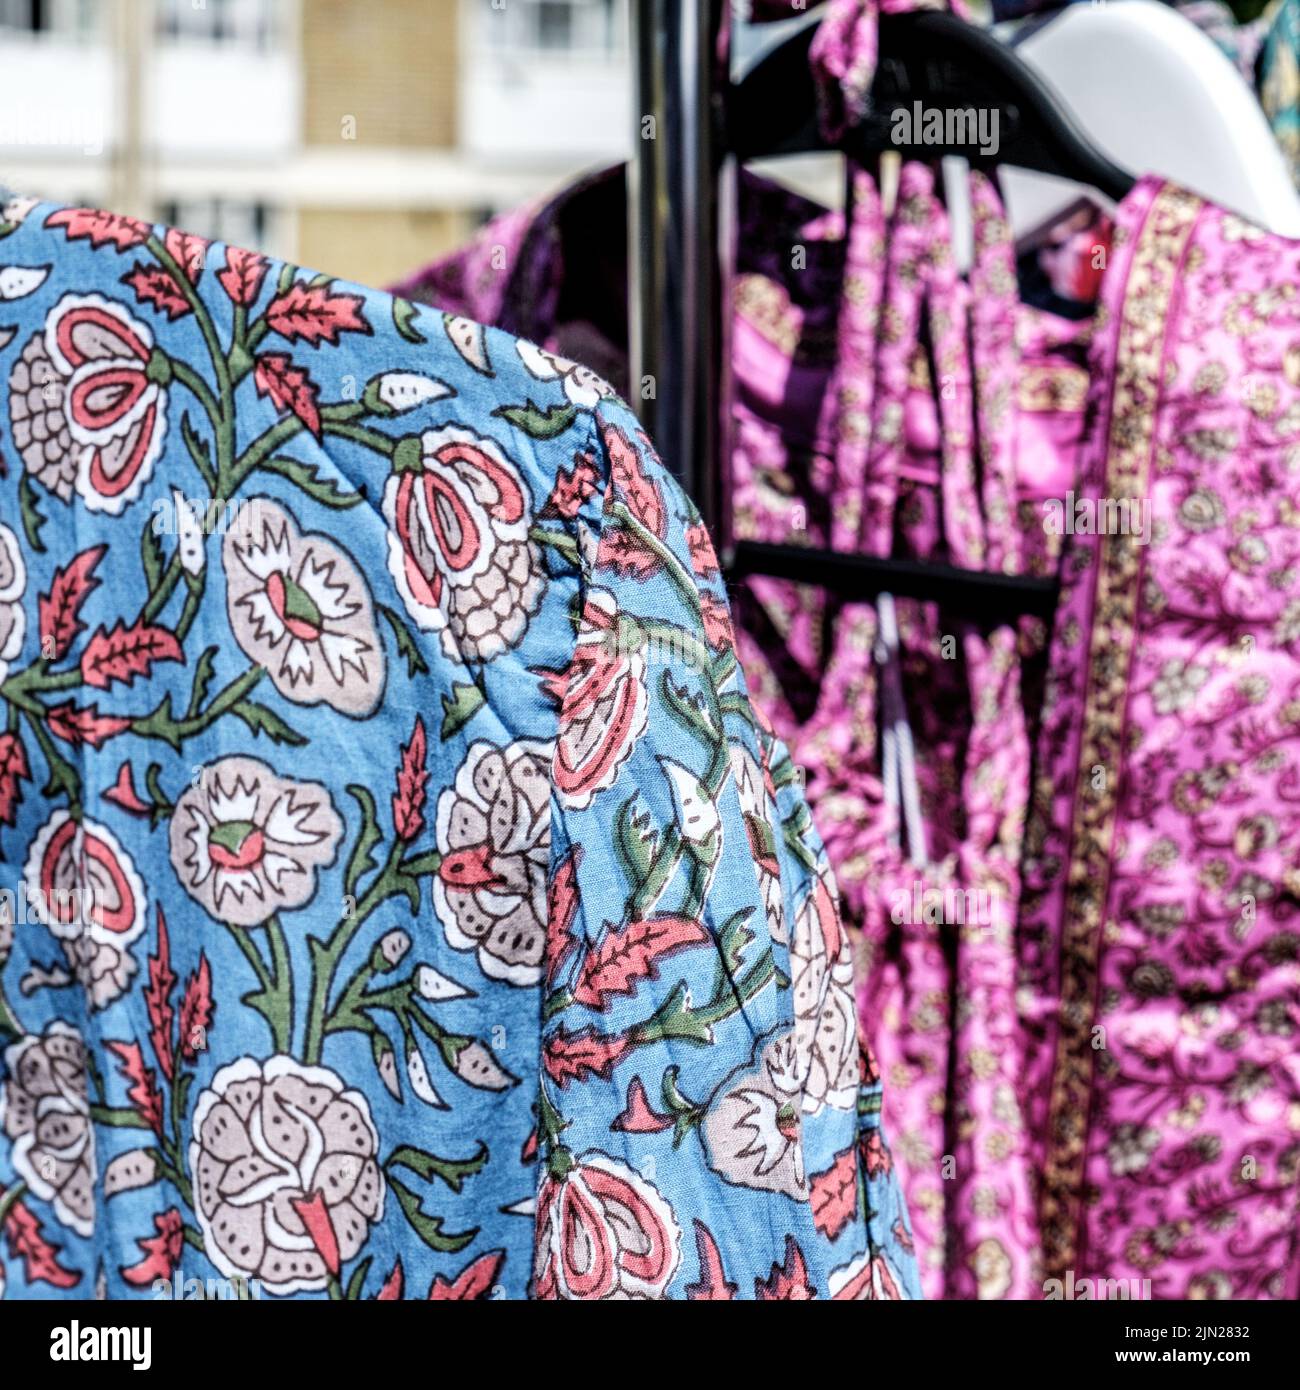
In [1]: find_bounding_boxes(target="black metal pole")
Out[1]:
[628,0,727,539]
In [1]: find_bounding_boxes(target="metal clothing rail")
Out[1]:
[628,0,728,545]
[627,1,1064,618]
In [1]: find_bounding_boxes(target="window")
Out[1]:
[536,1,573,51]
[160,198,269,253]
[156,0,278,49]
[0,0,99,37]
[481,0,623,56]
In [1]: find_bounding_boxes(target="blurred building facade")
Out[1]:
[0,0,630,286]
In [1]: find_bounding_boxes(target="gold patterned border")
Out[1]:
[1039,184,1203,1278]
[1019,364,1090,415]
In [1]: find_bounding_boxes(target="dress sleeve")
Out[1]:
[532,392,922,1300]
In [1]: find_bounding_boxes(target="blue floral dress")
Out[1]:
[0,196,920,1300]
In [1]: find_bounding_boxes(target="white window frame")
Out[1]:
[476,0,626,58]
[0,0,100,38]
[156,0,281,49]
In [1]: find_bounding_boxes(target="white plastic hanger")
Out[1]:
[1000,0,1300,239]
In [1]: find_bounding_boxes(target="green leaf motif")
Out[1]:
[140,516,165,592]
[181,412,215,488]
[636,980,714,1046]
[379,604,429,679]
[344,1257,372,1301]
[18,474,47,553]
[529,523,579,568]
[661,1064,698,1115]
[86,1104,152,1129]
[186,646,219,720]
[716,907,756,975]
[343,785,383,900]
[660,669,718,753]
[781,801,821,873]
[174,1071,196,1127]
[262,455,364,510]
[393,864,423,918]
[144,762,174,827]
[392,297,426,344]
[387,1142,489,1193]
[615,796,657,899]
[387,1175,477,1254]
[132,693,183,751]
[492,400,578,440]
[40,745,82,806]
[661,1065,703,1147]
[440,681,485,741]
[230,699,308,746]
[745,811,778,865]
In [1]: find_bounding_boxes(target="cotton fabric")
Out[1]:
[0,194,920,1301]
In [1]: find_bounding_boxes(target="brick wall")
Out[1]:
[296,205,471,287]
[301,0,458,149]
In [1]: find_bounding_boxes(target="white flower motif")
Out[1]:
[0,265,49,300]
[433,739,551,986]
[9,293,171,514]
[172,488,206,576]
[730,743,787,945]
[23,810,148,1010]
[517,339,615,409]
[660,757,720,847]
[368,371,454,415]
[405,1044,446,1108]
[168,756,343,926]
[1,1022,96,1237]
[702,1033,806,1199]
[189,1055,384,1296]
[1151,658,1210,715]
[224,497,385,717]
[0,523,27,685]
[552,589,649,809]
[1,195,39,227]
[382,424,545,665]
[791,860,858,1115]
[415,963,473,1001]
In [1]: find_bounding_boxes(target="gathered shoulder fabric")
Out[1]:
[0,196,919,1301]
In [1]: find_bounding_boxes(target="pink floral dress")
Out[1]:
[1022,176,1300,1299]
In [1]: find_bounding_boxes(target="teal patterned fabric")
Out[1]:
[0,196,919,1300]
[1261,0,1300,186]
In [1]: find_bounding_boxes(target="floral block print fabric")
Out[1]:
[1021,176,1300,1300]
[391,162,1092,1299]
[0,194,920,1301]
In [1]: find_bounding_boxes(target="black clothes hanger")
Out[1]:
[720,7,1135,615]
[730,8,1134,198]
[728,540,1060,623]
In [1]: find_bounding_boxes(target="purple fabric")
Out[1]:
[1022,177,1300,1298]
[787,158,1042,1298]
[386,161,1094,1298]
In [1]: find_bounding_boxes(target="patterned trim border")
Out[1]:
[1039,183,1204,1278]
[1018,364,1089,415]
